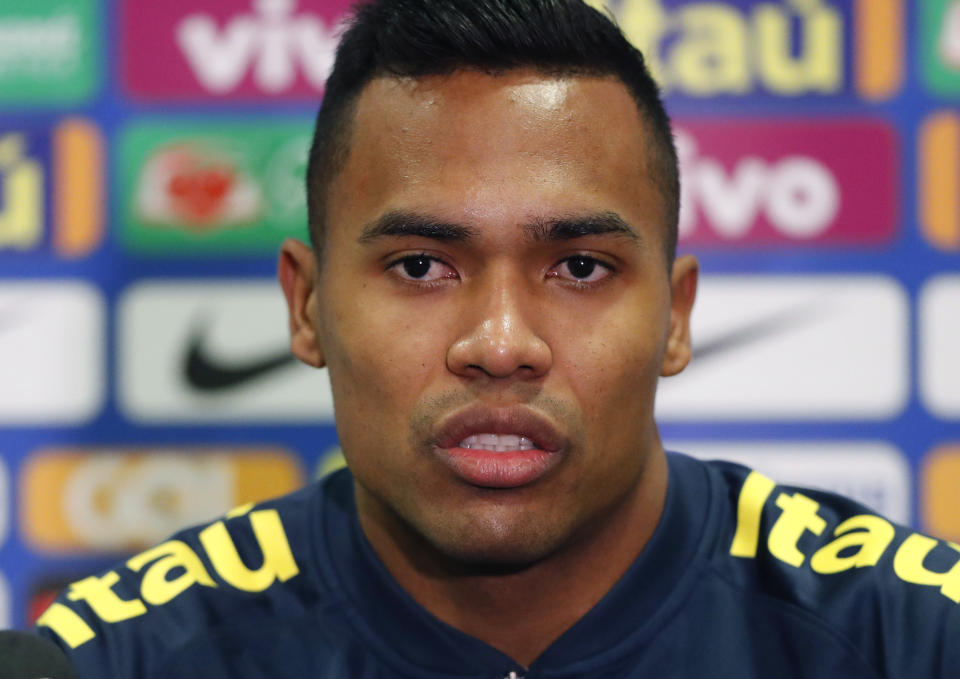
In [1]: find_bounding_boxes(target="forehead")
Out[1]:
[325,69,663,238]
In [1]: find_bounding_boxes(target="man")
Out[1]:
[36,0,960,677]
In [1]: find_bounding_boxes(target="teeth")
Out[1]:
[457,434,538,452]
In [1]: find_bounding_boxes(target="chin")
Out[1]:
[423,514,566,573]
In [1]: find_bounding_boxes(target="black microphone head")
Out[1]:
[0,630,78,679]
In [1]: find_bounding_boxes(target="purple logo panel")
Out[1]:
[123,0,353,100]
[675,119,898,247]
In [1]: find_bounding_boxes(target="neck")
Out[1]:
[357,447,669,667]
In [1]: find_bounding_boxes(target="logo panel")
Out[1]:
[0,281,105,424]
[919,276,960,417]
[655,275,909,420]
[123,0,353,100]
[921,445,960,541]
[20,447,303,552]
[919,112,960,251]
[119,121,310,254]
[119,280,334,422]
[0,0,99,104]
[922,0,960,96]
[0,121,104,257]
[0,456,8,550]
[0,572,9,630]
[589,0,903,100]
[675,119,897,247]
[676,442,911,523]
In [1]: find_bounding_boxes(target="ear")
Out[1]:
[278,238,325,368]
[660,254,698,377]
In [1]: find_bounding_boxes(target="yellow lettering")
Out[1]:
[35,603,96,649]
[127,540,216,606]
[200,509,299,592]
[616,0,669,86]
[730,471,777,557]
[893,534,960,603]
[609,0,845,97]
[810,515,895,574]
[754,0,842,94]
[226,502,255,519]
[671,5,750,95]
[67,571,146,623]
[768,492,826,567]
[0,134,43,250]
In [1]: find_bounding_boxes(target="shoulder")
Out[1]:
[690,455,960,678]
[35,473,351,679]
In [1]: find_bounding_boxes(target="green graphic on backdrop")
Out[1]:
[120,121,312,255]
[923,0,960,96]
[0,0,100,104]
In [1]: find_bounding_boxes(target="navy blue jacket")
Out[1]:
[37,453,960,678]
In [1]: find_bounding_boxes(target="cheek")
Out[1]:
[555,300,669,421]
[322,288,450,417]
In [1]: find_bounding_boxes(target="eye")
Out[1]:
[388,254,458,283]
[549,255,613,284]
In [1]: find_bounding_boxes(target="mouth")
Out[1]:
[456,433,539,452]
[432,407,566,489]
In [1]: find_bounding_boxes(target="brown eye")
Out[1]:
[567,256,597,279]
[389,253,458,284]
[402,255,432,279]
[548,255,614,285]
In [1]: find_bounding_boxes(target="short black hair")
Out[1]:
[306,0,678,263]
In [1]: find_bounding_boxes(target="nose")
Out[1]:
[446,270,552,380]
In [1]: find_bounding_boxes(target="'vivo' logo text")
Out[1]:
[674,119,897,247]
[176,0,337,93]
[124,0,351,100]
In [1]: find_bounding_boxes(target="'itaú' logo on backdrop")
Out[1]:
[0,121,103,257]
[588,0,903,101]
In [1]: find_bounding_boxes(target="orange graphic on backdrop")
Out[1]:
[919,112,960,250]
[922,445,960,542]
[20,448,303,553]
[54,119,104,257]
[855,0,903,100]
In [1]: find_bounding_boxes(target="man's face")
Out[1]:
[282,70,696,566]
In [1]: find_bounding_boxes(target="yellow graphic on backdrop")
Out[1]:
[0,133,43,250]
[587,0,901,99]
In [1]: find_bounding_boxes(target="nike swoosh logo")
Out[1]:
[692,303,824,364]
[184,321,297,392]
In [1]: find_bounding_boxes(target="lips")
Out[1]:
[432,406,566,489]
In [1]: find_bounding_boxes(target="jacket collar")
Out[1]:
[317,453,714,677]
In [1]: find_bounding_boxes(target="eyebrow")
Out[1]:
[358,209,642,246]
[358,211,479,243]
[524,212,641,244]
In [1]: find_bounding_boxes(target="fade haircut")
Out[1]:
[305,0,679,264]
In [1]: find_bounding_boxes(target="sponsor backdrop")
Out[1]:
[0,0,958,630]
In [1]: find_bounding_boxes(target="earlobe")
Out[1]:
[660,254,698,377]
[278,238,325,368]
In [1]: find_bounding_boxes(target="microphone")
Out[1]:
[0,630,78,679]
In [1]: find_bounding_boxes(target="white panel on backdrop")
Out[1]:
[920,275,960,418]
[0,281,104,424]
[0,572,8,630]
[655,275,909,420]
[119,280,334,422]
[672,442,911,524]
